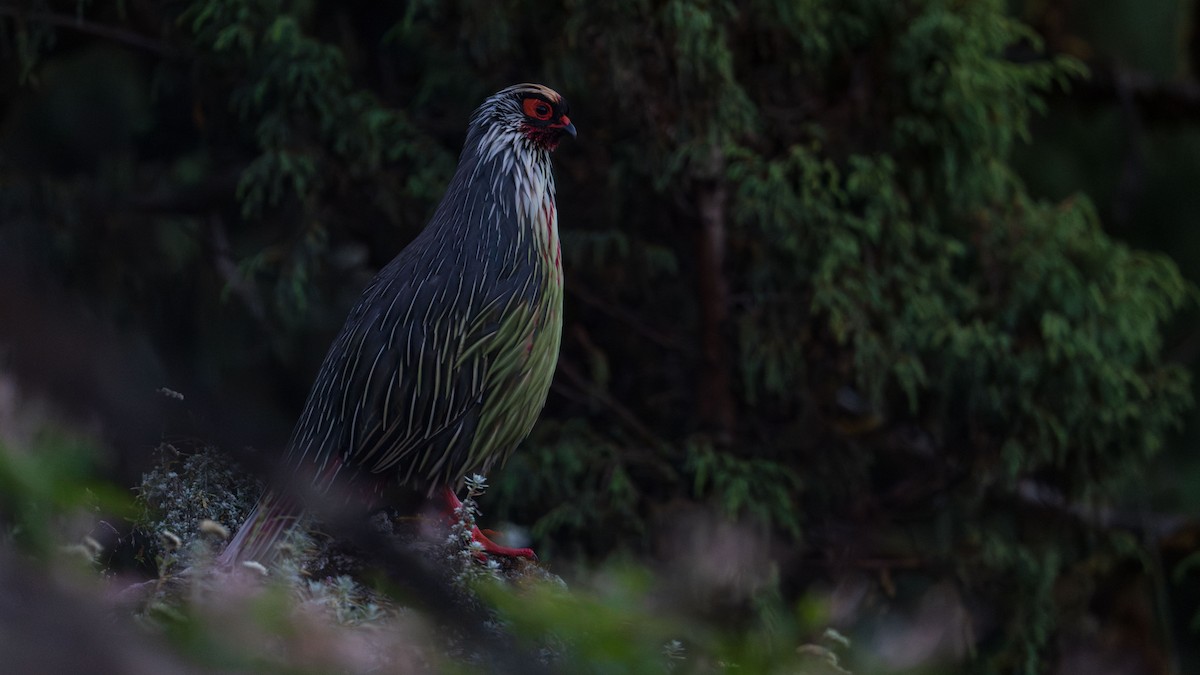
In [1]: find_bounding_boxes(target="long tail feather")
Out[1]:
[216,490,300,567]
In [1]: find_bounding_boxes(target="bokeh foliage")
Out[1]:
[1,0,1198,672]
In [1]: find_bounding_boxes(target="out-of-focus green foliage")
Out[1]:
[1,0,1197,672]
[0,433,135,558]
[483,564,851,674]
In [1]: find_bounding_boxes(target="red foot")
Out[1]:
[471,526,536,558]
[441,487,536,559]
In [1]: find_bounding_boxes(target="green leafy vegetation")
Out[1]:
[0,432,135,558]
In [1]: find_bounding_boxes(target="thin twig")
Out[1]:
[1064,62,1200,124]
[567,282,694,354]
[553,357,667,451]
[0,5,179,57]
[209,214,269,326]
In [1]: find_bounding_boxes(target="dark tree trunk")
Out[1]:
[693,149,736,442]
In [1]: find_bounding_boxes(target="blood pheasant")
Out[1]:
[219,84,575,565]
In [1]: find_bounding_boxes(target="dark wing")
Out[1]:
[285,194,529,491]
[287,251,484,489]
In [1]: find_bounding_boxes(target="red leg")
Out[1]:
[441,487,536,559]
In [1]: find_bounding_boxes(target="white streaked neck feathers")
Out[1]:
[470,123,559,267]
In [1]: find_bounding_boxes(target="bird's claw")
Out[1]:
[471,526,536,560]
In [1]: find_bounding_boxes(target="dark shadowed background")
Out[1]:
[1,1,1198,673]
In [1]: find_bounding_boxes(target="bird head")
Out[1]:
[470,83,576,153]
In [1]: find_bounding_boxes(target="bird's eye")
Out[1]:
[523,98,553,121]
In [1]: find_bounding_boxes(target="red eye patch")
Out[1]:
[522,97,553,121]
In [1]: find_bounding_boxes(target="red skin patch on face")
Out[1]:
[523,97,554,121]
[523,125,564,150]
